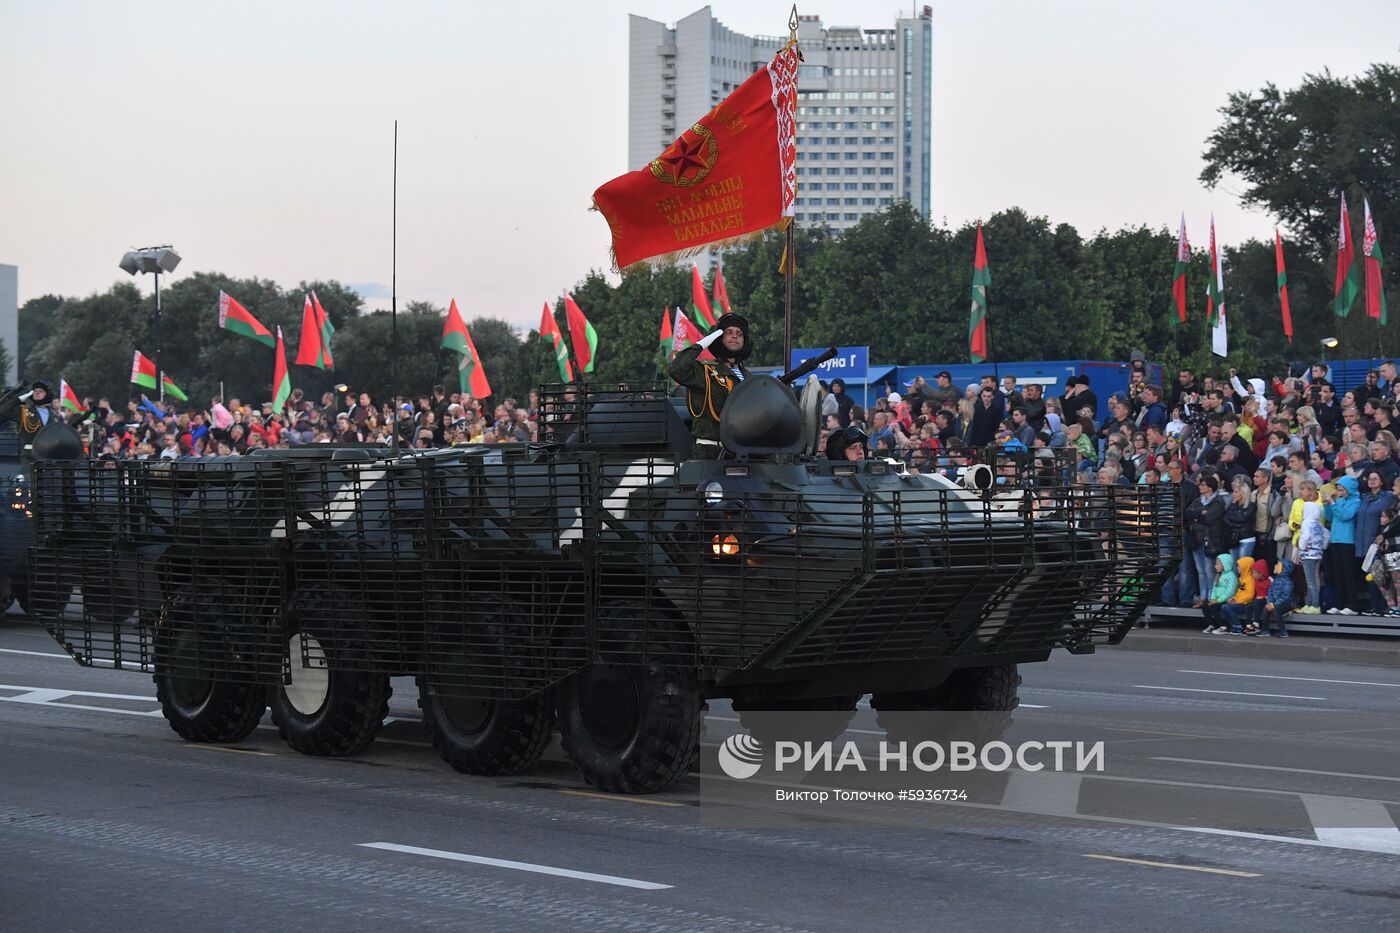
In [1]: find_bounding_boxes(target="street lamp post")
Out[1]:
[119,246,181,401]
[1321,336,1339,364]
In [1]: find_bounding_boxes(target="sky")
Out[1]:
[1,1,1397,330]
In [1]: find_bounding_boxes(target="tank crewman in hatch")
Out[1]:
[669,312,752,459]
[826,424,868,462]
[5,381,56,449]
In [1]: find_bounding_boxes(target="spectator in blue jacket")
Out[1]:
[1136,384,1167,431]
[1323,474,1361,613]
[1265,557,1296,636]
[1355,469,1398,612]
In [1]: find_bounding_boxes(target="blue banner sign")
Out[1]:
[789,346,868,381]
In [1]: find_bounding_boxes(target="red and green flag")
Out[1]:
[713,264,732,315]
[539,302,574,383]
[1335,194,1361,318]
[217,290,275,347]
[131,350,187,401]
[272,327,292,411]
[1364,198,1388,326]
[1170,214,1189,325]
[968,224,990,363]
[311,291,335,369]
[294,295,331,369]
[690,263,717,327]
[456,324,493,399]
[59,379,87,413]
[1275,229,1294,343]
[672,307,711,362]
[564,295,597,373]
[658,306,673,366]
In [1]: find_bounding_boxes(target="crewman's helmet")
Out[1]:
[712,312,752,363]
[825,424,868,461]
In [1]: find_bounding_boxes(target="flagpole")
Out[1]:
[391,119,400,454]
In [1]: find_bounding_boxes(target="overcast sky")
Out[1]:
[2,1,1396,329]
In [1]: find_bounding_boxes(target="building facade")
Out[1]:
[628,6,933,235]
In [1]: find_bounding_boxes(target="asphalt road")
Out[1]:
[3,613,1399,933]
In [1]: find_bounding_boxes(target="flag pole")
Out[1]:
[782,5,800,367]
[391,119,400,454]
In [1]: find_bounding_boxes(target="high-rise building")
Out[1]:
[0,264,16,384]
[628,6,933,235]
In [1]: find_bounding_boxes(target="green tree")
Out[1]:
[16,293,62,379]
[1200,64,1400,259]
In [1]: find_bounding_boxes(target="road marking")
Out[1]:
[1177,669,1400,689]
[1081,853,1261,878]
[1151,757,1400,784]
[358,842,672,890]
[187,744,274,757]
[1300,795,1400,855]
[1000,772,1081,817]
[1133,685,1326,701]
[0,682,163,718]
[374,737,432,748]
[560,789,685,808]
[0,647,124,667]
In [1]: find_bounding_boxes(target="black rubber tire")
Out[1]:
[559,661,703,794]
[872,664,1021,745]
[152,622,266,743]
[418,676,554,776]
[733,695,861,747]
[271,627,391,757]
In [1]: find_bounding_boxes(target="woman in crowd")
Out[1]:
[1184,474,1226,608]
[1323,474,1360,613]
[1223,475,1256,561]
[1355,469,1398,612]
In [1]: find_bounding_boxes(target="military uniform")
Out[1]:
[668,312,753,460]
[15,384,54,450]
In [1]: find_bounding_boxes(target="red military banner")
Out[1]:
[593,44,798,271]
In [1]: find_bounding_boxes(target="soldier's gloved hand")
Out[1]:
[696,328,724,350]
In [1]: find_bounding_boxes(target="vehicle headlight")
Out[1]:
[701,481,725,504]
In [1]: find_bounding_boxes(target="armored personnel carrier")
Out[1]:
[26,366,1177,793]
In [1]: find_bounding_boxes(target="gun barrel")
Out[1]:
[779,347,838,385]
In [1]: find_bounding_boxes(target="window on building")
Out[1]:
[845,152,859,161]
[844,136,859,145]
[879,167,895,175]
[800,64,825,80]
[826,197,841,205]
[826,137,839,145]
[862,136,876,145]
[879,182,895,190]
[844,197,859,205]
[862,198,876,206]
[825,182,841,190]
[862,182,876,190]
[844,182,860,191]
[844,167,860,175]
[862,167,877,175]
[825,168,841,175]
[880,152,895,160]
[881,137,895,145]
[844,213,859,221]
[879,198,893,206]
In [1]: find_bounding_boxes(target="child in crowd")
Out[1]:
[1295,501,1327,614]
[1202,554,1238,635]
[1264,558,1296,637]
[1368,505,1400,617]
[1219,556,1255,635]
[1243,559,1272,635]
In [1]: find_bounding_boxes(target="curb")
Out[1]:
[1115,630,1400,668]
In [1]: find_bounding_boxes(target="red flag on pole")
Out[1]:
[1170,214,1189,326]
[564,296,598,373]
[310,291,334,370]
[968,226,990,363]
[592,44,798,270]
[1364,198,1389,325]
[1275,229,1294,343]
[1335,194,1361,318]
[272,327,292,411]
[658,307,673,364]
[540,302,574,382]
[294,295,324,367]
[713,264,732,315]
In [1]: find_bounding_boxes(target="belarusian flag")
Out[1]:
[1335,194,1361,318]
[1275,229,1294,343]
[658,306,673,366]
[564,296,597,373]
[1207,216,1227,357]
[713,264,732,315]
[690,263,717,328]
[1364,198,1388,325]
[592,44,798,270]
[162,376,188,402]
[131,350,157,391]
[1170,214,1189,326]
[456,324,492,398]
[272,326,292,411]
[217,290,275,347]
[540,302,574,382]
[294,295,330,369]
[672,307,710,361]
[968,225,990,364]
[311,291,335,369]
[59,379,87,413]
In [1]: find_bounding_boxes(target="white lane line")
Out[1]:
[0,682,163,718]
[0,683,155,702]
[358,842,672,890]
[1000,772,1082,817]
[1176,669,1400,689]
[0,647,123,667]
[1152,757,1400,785]
[1134,685,1326,701]
[1300,795,1400,855]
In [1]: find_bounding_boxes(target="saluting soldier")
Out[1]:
[16,381,55,448]
[669,312,753,459]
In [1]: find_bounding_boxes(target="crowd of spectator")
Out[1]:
[817,357,1400,624]
[56,385,541,460]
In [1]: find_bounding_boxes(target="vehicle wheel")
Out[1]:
[418,677,554,776]
[557,601,702,794]
[152,612,266,743]
[872,664,1020,745]
[272,629,391,757]
[733,695,861,747]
